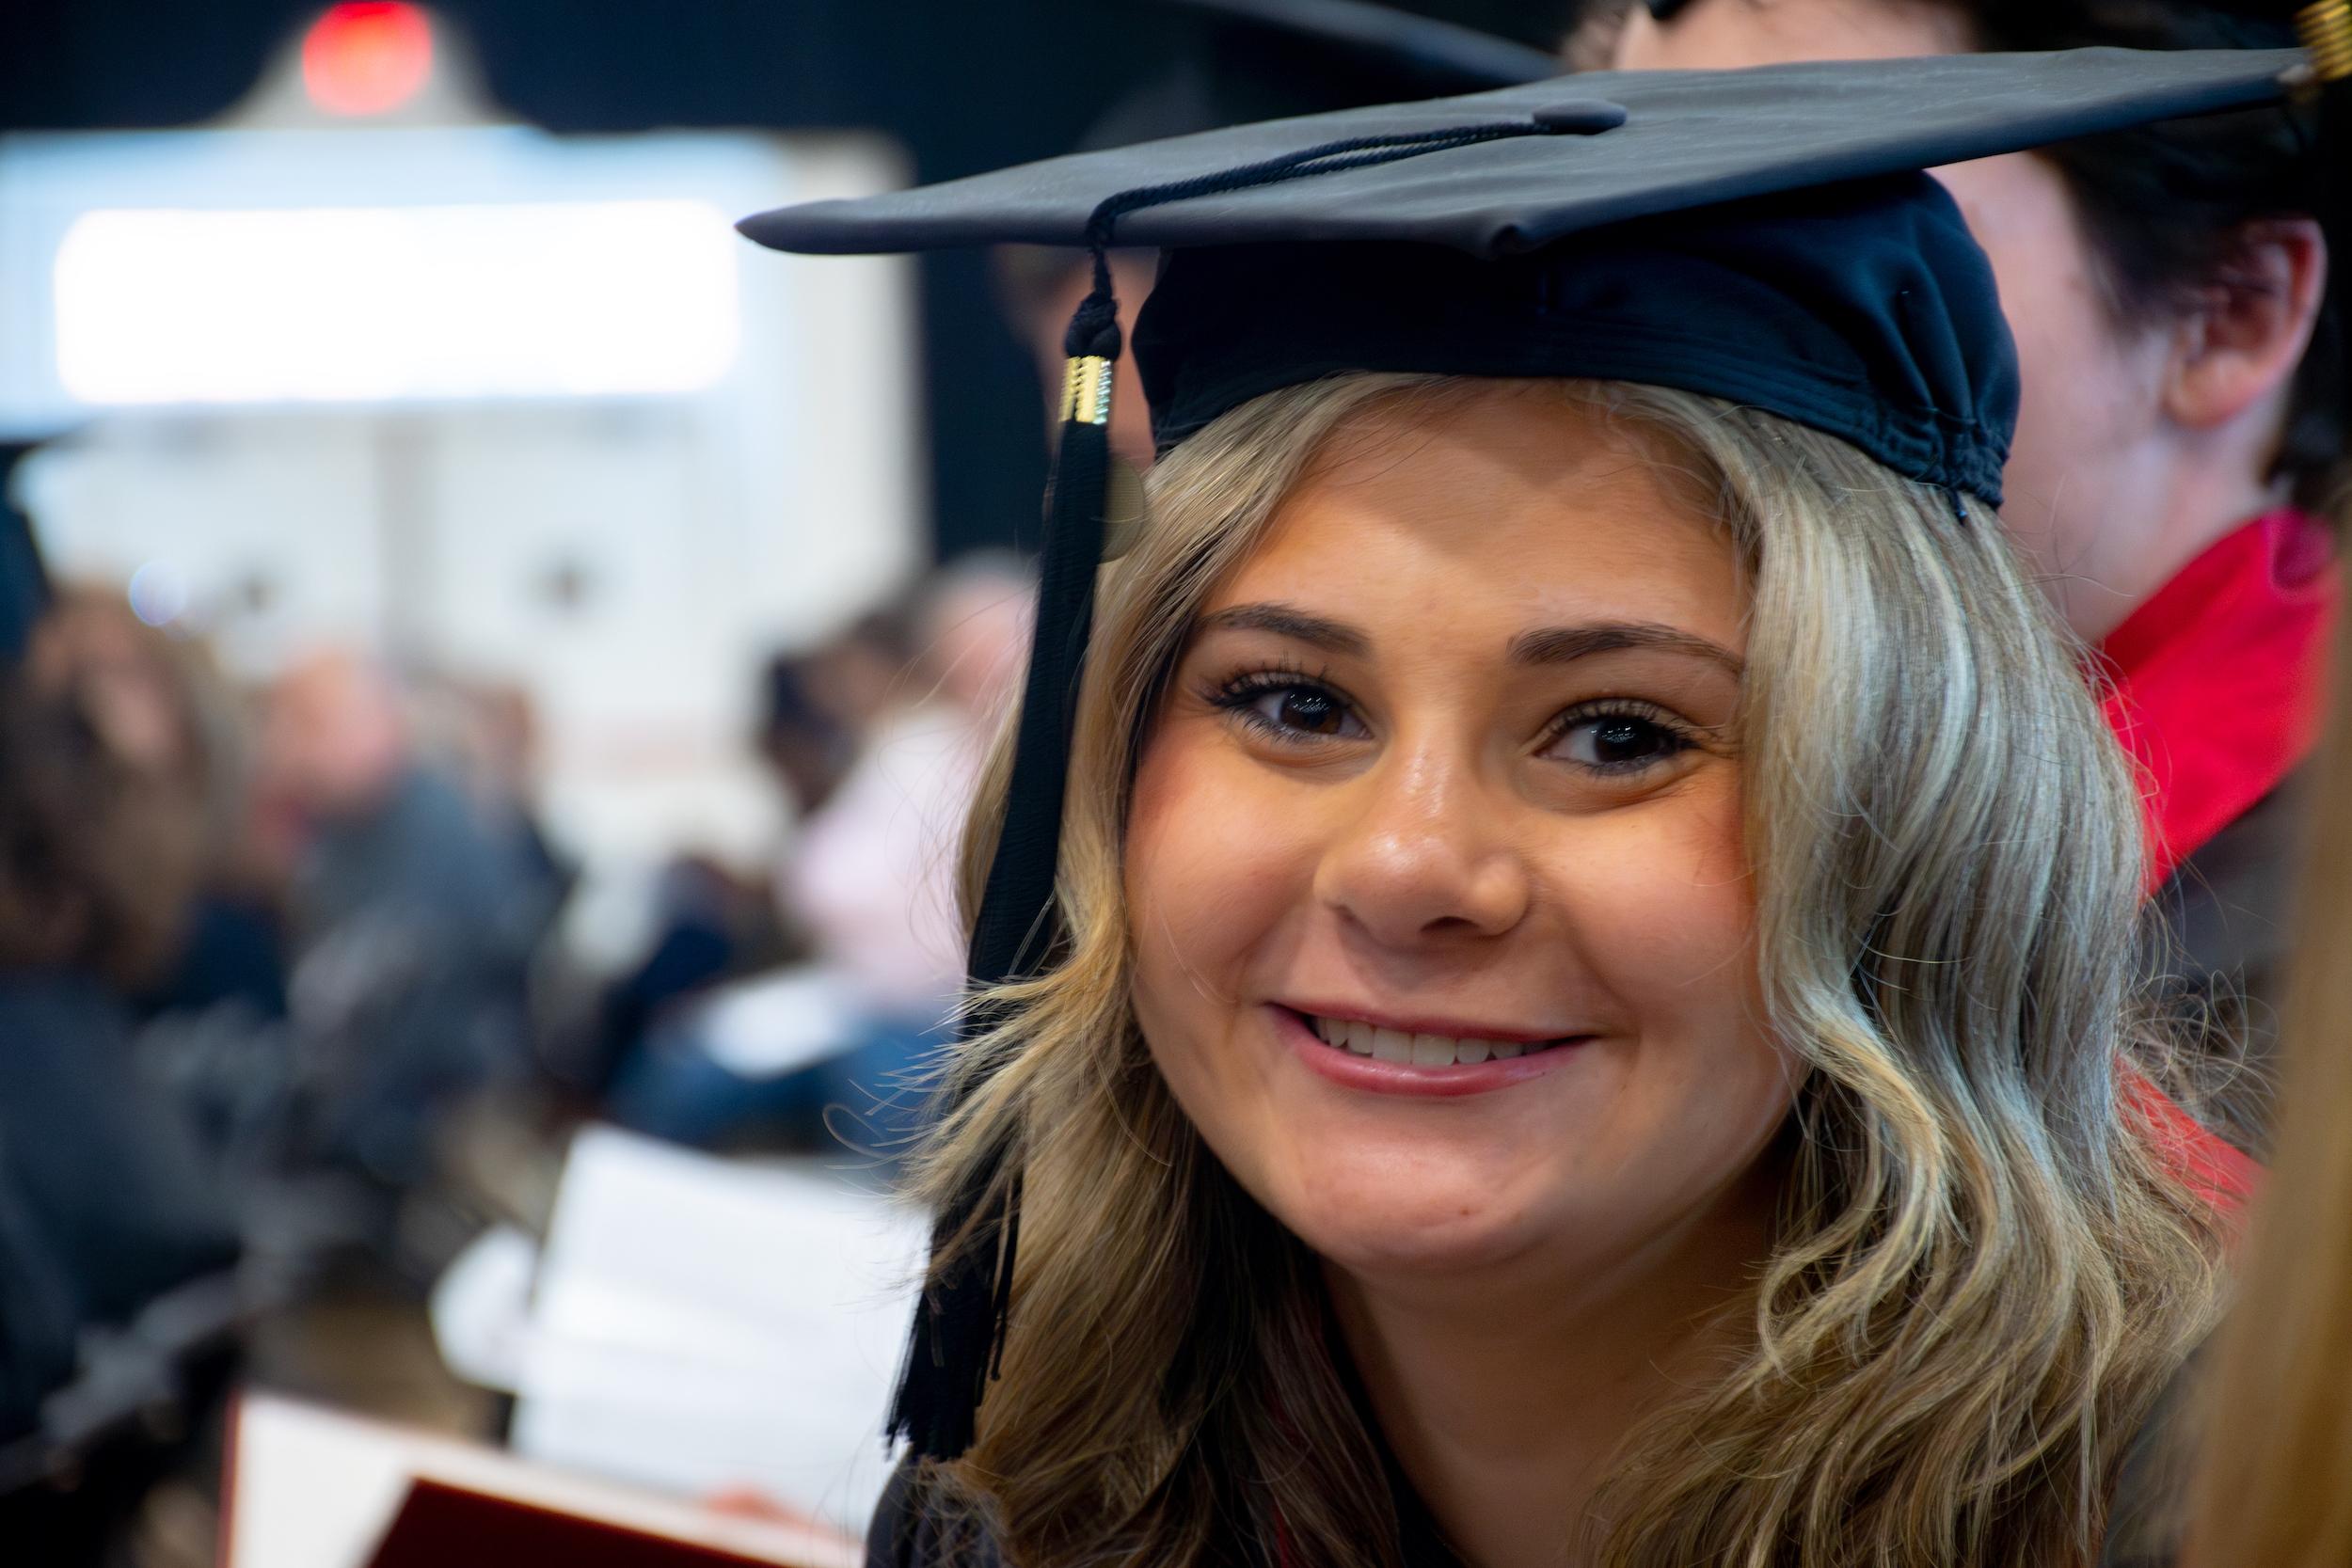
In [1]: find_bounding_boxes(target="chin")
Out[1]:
[1265,1144,1557,1277]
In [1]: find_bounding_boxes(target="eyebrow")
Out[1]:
[1196,602,1742,675]
[1507,621,1744,675]
[1195,603,1371,657]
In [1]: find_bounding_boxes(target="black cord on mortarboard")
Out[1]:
[884,112,1604,1465]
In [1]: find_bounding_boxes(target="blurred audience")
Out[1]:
[606,557,1030,1156]
[412,670,572,912]
[568,633,902,1100]
[757,605,918,820]
[788,559,1028,1022]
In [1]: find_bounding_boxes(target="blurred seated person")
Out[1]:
[256,650,550,1193]
[26,586,287,1024]
[0,658,240,1447]
[763,603,923,819]
[412,669,572,915]
[789,558,1029,1035]
[580,614,914,1098]
[609,559,1029,1156]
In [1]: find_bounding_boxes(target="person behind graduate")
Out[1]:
[1578,0,2340,1145]
[736,43,2300,1568]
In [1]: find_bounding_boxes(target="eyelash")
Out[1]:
[1202,661,1347,745]
[1200,664,1700,775]
[1541,697,1696,775]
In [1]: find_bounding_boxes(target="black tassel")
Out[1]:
[884,254,1121,1463]
[962,269,1119,990]
[886,1133,1025,1459]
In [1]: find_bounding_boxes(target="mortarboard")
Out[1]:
[739,40,2341,1462]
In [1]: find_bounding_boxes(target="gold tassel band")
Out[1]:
[1060,355,1114,427]
[2301,0,2352,84]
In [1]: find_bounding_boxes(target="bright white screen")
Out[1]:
[55,199,739,404]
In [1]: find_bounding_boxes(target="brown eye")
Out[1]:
[1548,708,1689,773]
[1268,687,1350,736]
[1211,675,1369,744]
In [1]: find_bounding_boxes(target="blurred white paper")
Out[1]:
[505,1126,927,1532]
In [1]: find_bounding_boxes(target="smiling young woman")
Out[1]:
[897,373,2226,1568]
[731,45,2306,1568]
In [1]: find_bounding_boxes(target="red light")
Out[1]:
[301,3,435,118]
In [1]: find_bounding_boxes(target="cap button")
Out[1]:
[1529,100,1628,135]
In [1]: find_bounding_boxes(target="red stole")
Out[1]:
[2098,508,2339,888]
[2098,509,2338,1213]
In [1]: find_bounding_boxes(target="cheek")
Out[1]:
[1124,727,1334,1222]
[1561,784,1756,998]
[1550,789,1788,1170]
[1123,727,1309,1059]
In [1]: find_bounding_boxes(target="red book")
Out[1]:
[222,1391,863,1568]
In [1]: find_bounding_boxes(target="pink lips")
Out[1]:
[1274,1006,1585,1098]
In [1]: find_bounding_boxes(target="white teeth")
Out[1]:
[1305,1015,1553,1066]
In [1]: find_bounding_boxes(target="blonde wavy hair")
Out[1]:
[908,373,2232,1566]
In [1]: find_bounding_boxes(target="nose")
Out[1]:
[1313,742,1533,949]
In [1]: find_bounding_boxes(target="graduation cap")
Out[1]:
[739,41,2337,1462]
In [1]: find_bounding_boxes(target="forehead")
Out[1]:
[1205,387,1748,650]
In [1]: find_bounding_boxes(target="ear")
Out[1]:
[2162,217,2328,432]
